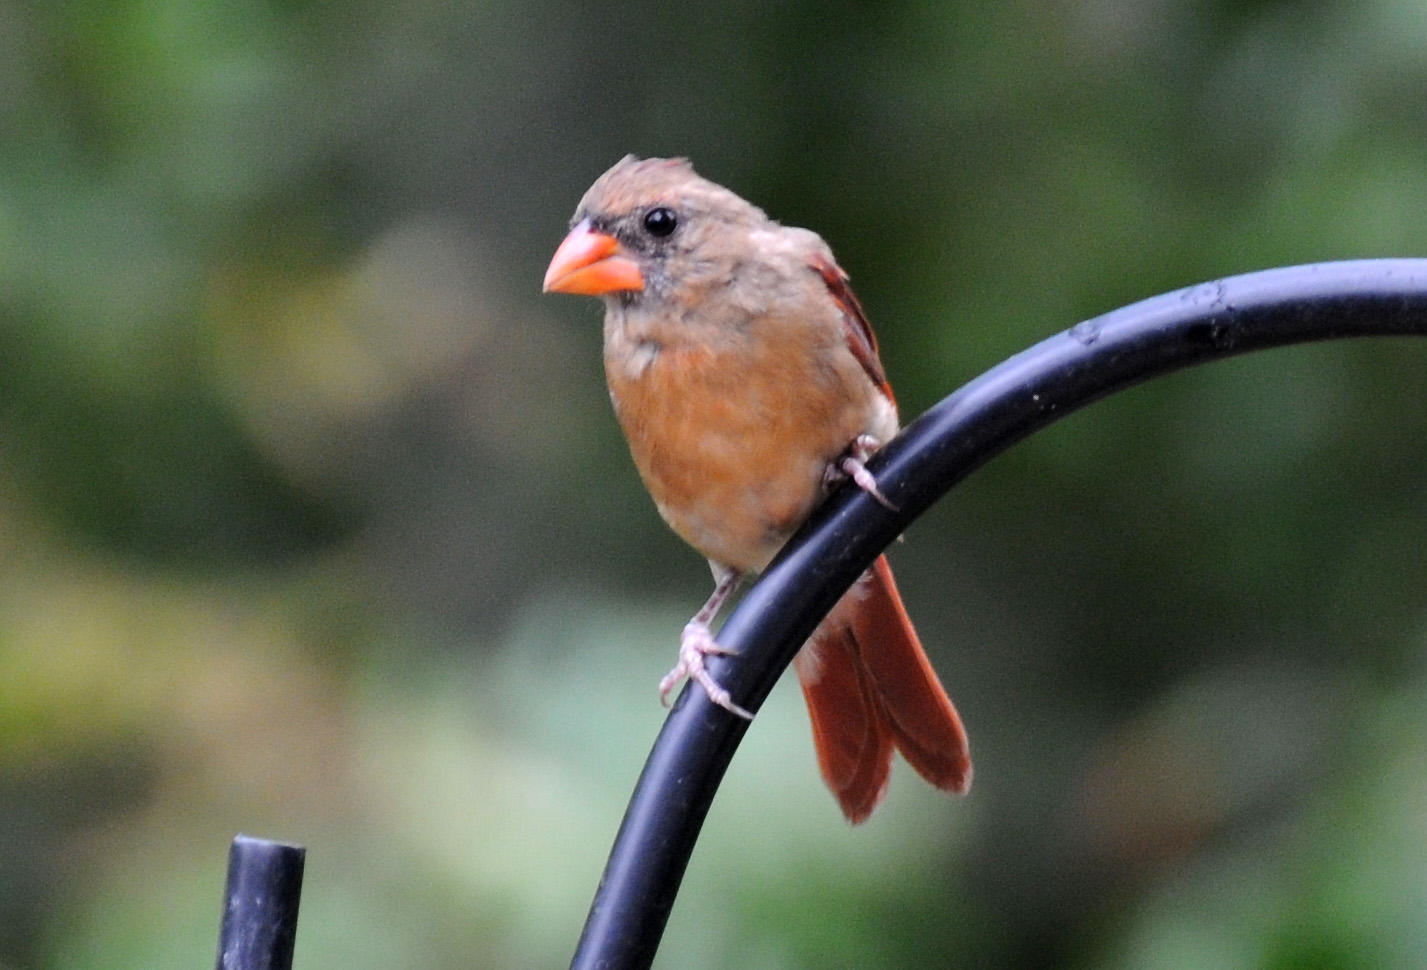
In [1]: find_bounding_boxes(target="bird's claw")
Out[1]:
[827,434,899,510]
[659,621,754,719]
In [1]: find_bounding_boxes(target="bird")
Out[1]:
[542,155,970,823]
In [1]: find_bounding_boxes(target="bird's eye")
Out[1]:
[642,207,678,238]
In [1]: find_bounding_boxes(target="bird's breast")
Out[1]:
[604,317,889,573]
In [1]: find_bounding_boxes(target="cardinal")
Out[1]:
[543,156,970,822]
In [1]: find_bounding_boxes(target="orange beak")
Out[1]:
[542,220,644,295]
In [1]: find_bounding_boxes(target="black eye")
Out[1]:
[642,207,678,237]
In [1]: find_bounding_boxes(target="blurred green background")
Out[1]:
[3,0,1427,967]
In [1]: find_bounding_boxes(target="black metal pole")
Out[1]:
[569,259,1427,969]
[215,835,306,970]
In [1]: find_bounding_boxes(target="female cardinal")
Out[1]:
[543,156,970,822]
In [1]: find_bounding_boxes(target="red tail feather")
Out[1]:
[793,555,971,823]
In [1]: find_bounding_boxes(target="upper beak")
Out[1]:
[542,220,644,295]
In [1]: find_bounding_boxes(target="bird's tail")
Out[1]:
[793,554,972,823]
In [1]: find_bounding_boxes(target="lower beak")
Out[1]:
[542,220,644,295]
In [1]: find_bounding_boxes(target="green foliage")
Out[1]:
[3,0,1427,966]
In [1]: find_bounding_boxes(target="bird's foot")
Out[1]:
[659,620,753,720]
[826,434,899,510]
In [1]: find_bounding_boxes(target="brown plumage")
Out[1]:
[544,155,971,822]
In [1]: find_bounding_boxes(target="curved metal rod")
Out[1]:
[569,258,1427,970]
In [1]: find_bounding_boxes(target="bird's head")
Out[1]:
[542,155,769,310]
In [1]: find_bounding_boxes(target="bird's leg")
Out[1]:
[825,434,898,510]
[659,564,752,719]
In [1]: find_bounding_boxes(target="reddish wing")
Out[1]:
[811,255,894,404]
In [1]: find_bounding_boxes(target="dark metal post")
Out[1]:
[569,259,1427,969]
[215,835,306,970]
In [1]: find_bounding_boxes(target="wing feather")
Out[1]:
[810,255,894,404]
